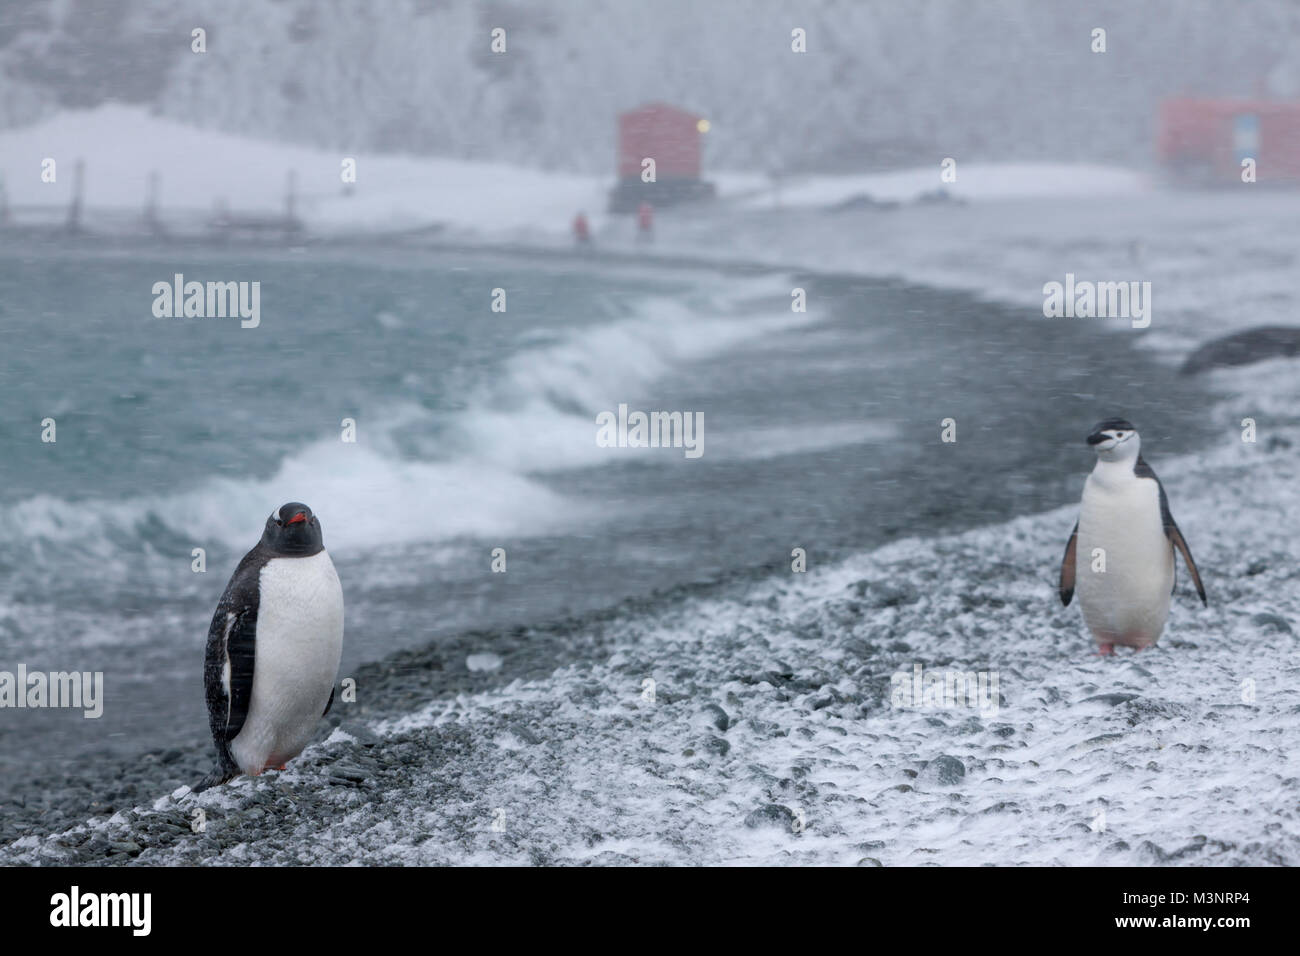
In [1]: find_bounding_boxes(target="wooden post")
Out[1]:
[66,158,84,233]
[144,170,161,234]
[285,170,298,227]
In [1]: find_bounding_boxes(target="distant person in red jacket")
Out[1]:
[637,201,653,243]
[573,211,591,246]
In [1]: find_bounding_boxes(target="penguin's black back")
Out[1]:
[202,543,274,779]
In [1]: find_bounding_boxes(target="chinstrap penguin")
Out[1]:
[1059,419,1206,654]
[195,502,344,791]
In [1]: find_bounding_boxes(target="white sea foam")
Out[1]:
[0,279,817,555]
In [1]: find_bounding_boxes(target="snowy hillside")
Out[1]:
[3,0,1300,173]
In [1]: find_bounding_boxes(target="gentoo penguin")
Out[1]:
[1059,419,1206,654]
[195,502,344,790]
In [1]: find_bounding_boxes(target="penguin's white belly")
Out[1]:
[1076,476,1174,647]
[231,551,344,774]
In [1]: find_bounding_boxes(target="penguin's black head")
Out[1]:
[1087,418,1136,444]
[1086,418,1140,459]
[261,502,324,556]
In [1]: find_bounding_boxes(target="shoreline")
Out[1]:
[4,409,1298,864]
[2,210,1296,865]
[0,252,1219,811]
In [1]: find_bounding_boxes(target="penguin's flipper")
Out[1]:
[1168,521,1207,606]
[1059,520,1078,606]
[322,686,335,717]
[203,547,265,773]
[203,602,257,760]
[1136,457,1207,606]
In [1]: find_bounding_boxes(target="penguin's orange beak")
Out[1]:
[287,512,308,525]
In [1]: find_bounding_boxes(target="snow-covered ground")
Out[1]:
[6,374,1298,865]
[0,106,611,234]
[0,106,1142,237]
[740,163,1147,207]
[3,108,1299,865]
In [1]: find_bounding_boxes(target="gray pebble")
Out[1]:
[744,804,795,829]
[701,704,730,732]
[921,755,965,786]
[1252,612,1292,634]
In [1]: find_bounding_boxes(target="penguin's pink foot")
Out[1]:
[277,763,287,771]
[1097,643,1114,656]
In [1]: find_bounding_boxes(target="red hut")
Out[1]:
[1158,98,1300,184]
[608,102,716,212]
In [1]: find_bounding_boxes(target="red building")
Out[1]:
[608,102,716,212]
[1158,98,1300,183]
